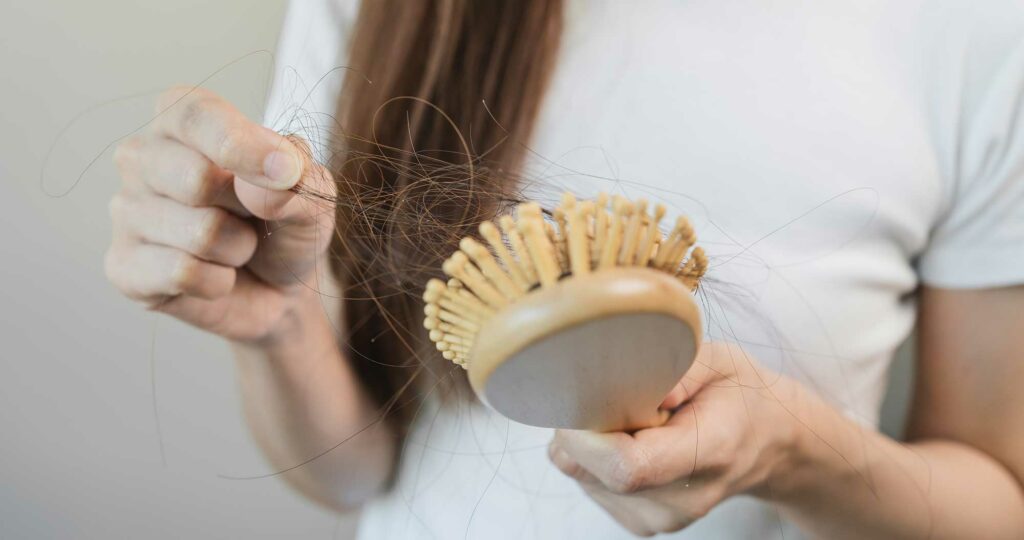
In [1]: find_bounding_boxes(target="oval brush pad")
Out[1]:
[423,192,707,432]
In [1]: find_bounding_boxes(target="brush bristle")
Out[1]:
[423,192,708,368]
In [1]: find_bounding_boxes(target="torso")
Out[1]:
[264,0,1021,537]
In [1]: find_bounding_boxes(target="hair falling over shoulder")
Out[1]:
[319,0,565,439]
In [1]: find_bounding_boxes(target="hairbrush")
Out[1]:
[423,192,707,432]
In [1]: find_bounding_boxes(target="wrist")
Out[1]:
[748,376,828,502]
[234,284,338,355]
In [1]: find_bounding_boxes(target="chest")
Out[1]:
[523,1,942,386]
[530,0,941,257]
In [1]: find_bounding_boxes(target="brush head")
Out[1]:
[422,192,707,431]
[470,267,700,431]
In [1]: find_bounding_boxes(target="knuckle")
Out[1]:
[557,458,585,481]
[650,512,691,534]
[156,85,211,114]
[191,209,227,257]
[177,97,212,138]
[171,253,201,294]
[112,137,142,173]
[216,124,247,164]
[607,451,649,494]
[104,248,143,302]
[181,158,215,205]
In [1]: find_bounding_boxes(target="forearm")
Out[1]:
[775,384,1024,539]
[232,289,395,512]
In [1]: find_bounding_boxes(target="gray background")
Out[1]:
[0,1,914,538]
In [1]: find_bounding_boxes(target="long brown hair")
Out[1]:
[328,1,564,438]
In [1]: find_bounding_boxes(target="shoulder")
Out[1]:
[911,0,1024,288]
[273,0,360,85]
[265,0,361,156]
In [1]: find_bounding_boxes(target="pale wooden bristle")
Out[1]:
[663,218,696,274]
[443,252,508,309]
[553,197,571,272]
[439,278,494,320]
[427,317,475,339]
[479,221,530,291]
[650,218,676,269]
[652,216,686,270]
[430,329,473,350]
[636,203,665,266]
[425,303,479,333]
[422,278,446,304]
[517,203,561,287]
[680,246,708,291]
[545,221,569,273]
[565,199,591,276]
[442,285,493,319]
[618,199,646,266]
[425,191,707,369]
[459,237,522,300]
[424,278,480,324]
[592,192,610,266]
[446,342,471,354]
[598,196,628,269]
[499,215,538,286]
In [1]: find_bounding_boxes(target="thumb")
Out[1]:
[659,341,738,410]
[234,136,327,222]
[239,137,338,287]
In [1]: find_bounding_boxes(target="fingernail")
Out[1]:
[263,150,301,189]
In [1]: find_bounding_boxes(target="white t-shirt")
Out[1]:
[264,1,1024,538]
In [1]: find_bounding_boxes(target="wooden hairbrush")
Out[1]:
[423,193,707,432]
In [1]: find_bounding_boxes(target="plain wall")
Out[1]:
[0,1,915,538]
[0,1,361,538]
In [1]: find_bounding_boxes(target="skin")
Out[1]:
[108,88,1024,535]
[107,86,393,511]
[548,289,1024,538]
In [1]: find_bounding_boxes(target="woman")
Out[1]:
[105,0,1024,538]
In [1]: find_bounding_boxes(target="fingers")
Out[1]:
[237,147,338,287]
[658,341,780,413]
[686,342,781,393]
[550,430,656,494]
[551,409,706,493]
[113,135,248,216]
[155,270,291,343]
[105,242,235,304]
[548,442,600,484]
[232,137,336,223]
[151,86,304,190]
[110,193,258,267]
[550,429,718,537]
[659,380,691,410]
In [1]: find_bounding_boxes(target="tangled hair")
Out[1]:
[321,0,565,439]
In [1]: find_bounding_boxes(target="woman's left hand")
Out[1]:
[548,342,806,537]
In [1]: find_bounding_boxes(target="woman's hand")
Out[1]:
[105,86,337,343]
[548,342,804,537]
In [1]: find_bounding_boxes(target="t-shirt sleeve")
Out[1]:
[917,10,1024,289]
[262,0,359,163]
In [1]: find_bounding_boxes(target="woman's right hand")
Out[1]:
[106,86,337,343]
